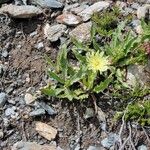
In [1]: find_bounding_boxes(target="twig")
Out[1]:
[142,126,150,144]
[119,134,130,150]
[128,122,136,150]
[91,94,98,114]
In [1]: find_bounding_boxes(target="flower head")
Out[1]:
[86,51,110,73]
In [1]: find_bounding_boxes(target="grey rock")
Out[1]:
[101,133,119,149]
[12,141,57,150]
[5,107,16,116]
[78,1,110,21]
[63,3,79,12]
[29,31,37,37]
[0,130,4,139]
[0,4,42,18]
[84,108,94,119]
[29,108,45,117]
[138,145,147,150]
[71,4,89,14]
[44,23,67,42]
[126,64,150,87]
[35,42,44,50]
[69,22,92,43]
[87,146,103,150]
[130,19,141,27]
[2,50,8,58]
[131,3,140,10]
[38,102,57,115]
[137,5,150,19]
[29,0,63,9]
[0,92,7,107]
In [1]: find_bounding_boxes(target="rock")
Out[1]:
[29,0,63,9]
[29,108,45,117]
[0,0,11,4]
[35,122,57,141]
[84,108,94,119]
[126,64,150,87]
[2,50,8,58]
[12,141,57,150]
[136,25,143,34]
[24,93,36,105]
[131,3,140,10]
[29,31,37,37]
[78,1,110,21]
[138,145,148,150]
[71,4,89,14]
[130,19,141,27]
[44,23,67,42]
[101,133,119,149]
[0,92,7,107]
[63,3,79,12]
[137,5,150,19]
[69,22,92,43]
[0,4,42,18]
[56,13,82,26]
[0,130,4,139]
[34,42,44,50]
[38,102,57,115]
[5,107,16,116]
[116,1,127,10]
[87,146,104,150]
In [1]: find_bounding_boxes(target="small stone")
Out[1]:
[56,13,82,26]
[5,107,15,116]
[116,1,127,10]
[87,146,104,150]
[44,23,67,42]
[71,4,89,14]
[130,19,141,27]
[63,3,79,12]
[2,50,8,58]
[69,22,92,43]
[0,4,42,18]
[136,25,143,34]
[35,122,57,141]
[24,93,36,104]
[0,92,7,107]
[0,130,4,139]
[35,42,44,50]
[138,145,147,150]
[78,1,110,21]
[12,141,57,150]
[38,102,57,115]
[84,108,94,119]
[29,31,37,37]
[29,108,45,117]
[29,0,63,9]
[101,133,119,149]
[137,5,150,19]
[131,3,140,10]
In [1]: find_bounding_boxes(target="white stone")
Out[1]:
[137,4,150,19]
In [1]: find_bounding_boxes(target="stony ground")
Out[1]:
[0,0,150,150]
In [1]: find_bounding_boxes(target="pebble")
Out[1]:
[137,4,150,19]
[24,93,36,104]
[71,4,89,14]
[78,1,110,21]
[29,0,63,9]
[44,23,67,42]
[2,50,8,58]
[35,42,44,50]
[29,108,46,117]
[131,3,140,10]
[56,13,82,26]
[84,108,95,119]
[29,31,38,37]
[0,130,4,139]
[12,141,57,150]
[138,145,148,150]
[0,4,42,18]
[87,146,104,150]
[38,102,57,115]
[5,107,16,116]
[0,92,7,107]
[101,133,119,149]
[69,22,92,43]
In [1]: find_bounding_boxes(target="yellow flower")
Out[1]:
[86,51,109,73]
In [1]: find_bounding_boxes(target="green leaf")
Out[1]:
[65,66,86,87]
[94,75,113,93]
[44,54,55,69]
[87,71,97,90]
[41,88,56,96]
[48,71,64,84]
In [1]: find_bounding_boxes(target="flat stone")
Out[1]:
[137,5,150,19]
[0,4,42,18]
[87,146,104,150]
[29,108,45,117]
[5,107,16,116]
[34,42,44,50]
[138,145,147,150]
[12,141,57,150]
[71,4,89,14]
[0,92,7,107]
[24,93,36,105]
[44,23,67,42]
[35,122,57,141]
[126,64,150,87]
[69,22,92,43]
[29,0,63,9]
[78,1,110,21]
[56,13,82,26]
